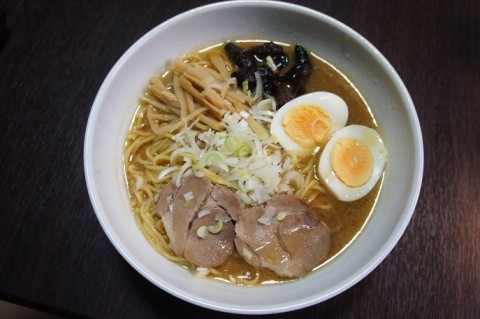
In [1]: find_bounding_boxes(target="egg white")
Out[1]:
[317,125,386,202]
[270,91,349,153]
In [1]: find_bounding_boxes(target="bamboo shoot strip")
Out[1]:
[178,76,225,120]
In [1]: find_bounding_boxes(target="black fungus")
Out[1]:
[224,42,312,107]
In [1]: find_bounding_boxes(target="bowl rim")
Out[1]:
[84,0,424,314]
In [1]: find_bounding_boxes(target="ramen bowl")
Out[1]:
[84,1,423,314]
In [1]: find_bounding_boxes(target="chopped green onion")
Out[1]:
[224,135,241,153]
[223,135,251,157]
[207,220,224,234]
[204,151,222,165]
[242,81,249,93]
[196,226,208,238]
[235,143,251,157]
[277,212,287,221]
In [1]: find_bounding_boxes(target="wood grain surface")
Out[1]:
[0,0,478,318]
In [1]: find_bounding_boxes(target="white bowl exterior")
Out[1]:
[84,1,423,314]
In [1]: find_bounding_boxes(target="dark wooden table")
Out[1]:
[0,0,478,318]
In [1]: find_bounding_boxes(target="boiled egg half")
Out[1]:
[317,125,386,202]
[270,91,348,153]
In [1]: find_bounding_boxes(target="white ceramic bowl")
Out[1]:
[84,1,423,314]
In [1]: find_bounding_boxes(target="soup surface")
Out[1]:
[124,40,383,285]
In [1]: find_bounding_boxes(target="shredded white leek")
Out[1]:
[166,104,303,205]
[158,167,178,180]
[227,77,237,90]
[242,247,254,260]
[283,170,305,189]
[258,205,276,225]
[197,209,211,218]
[183,191,194,201]
[134,175,144,190]
[266,55,278,72]
[175,158,192,187]
[194,267,210,278]
[253,71,263,101]
[214,214,232,223]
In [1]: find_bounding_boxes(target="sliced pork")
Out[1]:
[234,206,303,277]
[184,198,235,267]
[156,173,211,255]
[234,195,331,278]
[156,173,241,268]
[210,184,243,221]
[156,172,330,276]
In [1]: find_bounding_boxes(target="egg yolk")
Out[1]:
[283,104,332,148]
[331,137,373,187]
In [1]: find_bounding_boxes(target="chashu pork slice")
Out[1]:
[156,173,212,256]
[235,194,331,278]
[184,197,235,268]
[156,173,242,268]
[210,184,243,221]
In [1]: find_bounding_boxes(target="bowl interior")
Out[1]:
[84,1,423,314]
